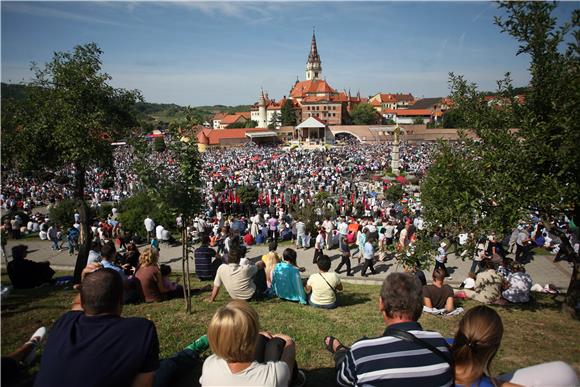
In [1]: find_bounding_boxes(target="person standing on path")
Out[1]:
[335,234,353,276]
[435,242,451,279]
[313,228,326,264]
[322,217,334,250]
[144,216,155,240]
[361,230,376,277]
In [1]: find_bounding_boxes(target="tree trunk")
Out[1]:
[181,227,188,311]
[73,165,91,284]
[185,232,192,313]
[564,206,580,319]
[564,257,580,319]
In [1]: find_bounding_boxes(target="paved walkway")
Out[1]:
[2,237,573,290]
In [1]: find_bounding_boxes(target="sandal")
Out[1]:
[324,336,346,354]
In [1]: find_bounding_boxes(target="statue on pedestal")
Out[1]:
[390,125,402,175]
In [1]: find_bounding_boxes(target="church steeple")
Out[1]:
[305,28,322,81]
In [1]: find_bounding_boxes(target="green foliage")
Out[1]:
[268,112,281,129]
[422,3,579,243]
[314,191,330,203]
[281,99,297,126]
[441,108,466,128]
[384,182,405,203]
[349,103,380,125]
[412,117,425,125]
[238,185,258,205]
[245,120,258,128]
[213,181,226,193]
[96,203,113,220]
[117,192,175,235]
[153,137,166,152]
[227,120,248,129]
[383,118,396,125]
[49,199,77,227]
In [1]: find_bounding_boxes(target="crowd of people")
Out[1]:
[2,139,579,386]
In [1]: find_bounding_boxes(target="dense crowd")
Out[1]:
[2,140,579,387]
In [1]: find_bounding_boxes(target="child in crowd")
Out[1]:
[160,264,178,292]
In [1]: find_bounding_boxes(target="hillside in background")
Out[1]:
[1,83,252,129]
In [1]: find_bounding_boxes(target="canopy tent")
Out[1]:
[245,131,278,138]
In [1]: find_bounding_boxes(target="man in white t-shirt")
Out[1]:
[322,217,334,249]
[306,255,342,309]
[144,216,155,239]
[313,228,326,264]
[208,249,266,302]
[337,218,349,237]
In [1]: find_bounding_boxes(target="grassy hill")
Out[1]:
[1,82,251,127]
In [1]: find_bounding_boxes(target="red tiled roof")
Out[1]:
[197,128,268,145]
[290,79,337,98]
[212,113,226,121]
[220,113,248,125]
[236,112,251,119]
[383,108,433,116]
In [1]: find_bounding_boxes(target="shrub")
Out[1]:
[384,182,405,203]
[49,199,76,227]
[117,191,176,236]
[213,181,226,193]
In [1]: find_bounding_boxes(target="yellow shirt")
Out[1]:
[307,272,341,305]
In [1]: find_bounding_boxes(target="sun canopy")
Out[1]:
[245,131,278,138]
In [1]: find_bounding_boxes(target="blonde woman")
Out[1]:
[264,251,281,289]
[135,246,173,302]
[200,300,305,386]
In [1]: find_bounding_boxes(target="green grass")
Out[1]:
[2,271,579,385]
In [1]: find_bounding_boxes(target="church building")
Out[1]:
[251,30,365,128]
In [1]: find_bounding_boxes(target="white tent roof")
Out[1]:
[245,131,278,138]
[296,117,326,129]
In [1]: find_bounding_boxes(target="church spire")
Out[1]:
[305,28,322,81]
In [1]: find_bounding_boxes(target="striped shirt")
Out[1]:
[194,246,216,280]
[337,322,453,387]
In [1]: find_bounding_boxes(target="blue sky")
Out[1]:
[1,1,576,106]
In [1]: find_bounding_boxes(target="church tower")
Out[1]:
[305,29,322,81]
[258,89,267,128]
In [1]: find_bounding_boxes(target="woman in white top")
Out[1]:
[200,300,304,387]
[305,255,342,309]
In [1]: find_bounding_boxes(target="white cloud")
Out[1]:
[2,2,127,27]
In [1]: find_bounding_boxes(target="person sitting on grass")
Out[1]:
[501,263,532,304]
[199,300,305,387]
[1,326,46,386]
[35,266,160,387]
[7,245,55,289]
[452,305,578,387]
[208,248,267,302]
[305,255,342,309]
[323,273,453,386]
[460,259,503,304]
[271,248,308,305]
[423,268,455,313]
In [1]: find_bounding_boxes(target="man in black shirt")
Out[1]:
[423,268,455,312]
[34,267,160,387]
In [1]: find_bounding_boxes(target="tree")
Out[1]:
[245,120,258,128]
[153,137,166,152]
[384,182,405,203]
[268,112,281,129]
[349,103,380,125]
[281,99,297,126]
[7,43,141,283]
[132,117,203,313]
[422,3,580,317]
[412,117,425,125]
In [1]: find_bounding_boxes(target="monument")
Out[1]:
[390,125,402,175]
